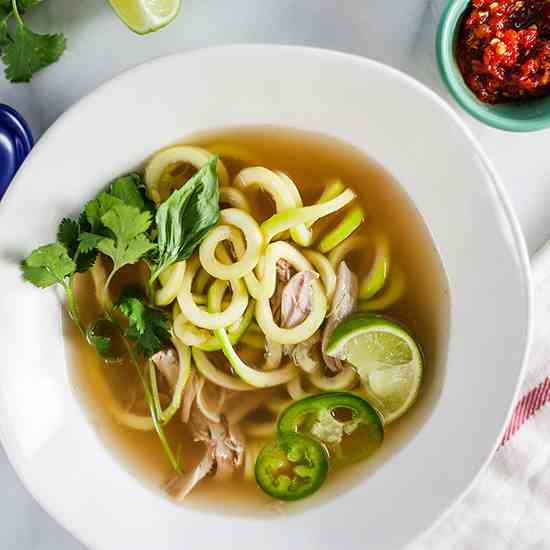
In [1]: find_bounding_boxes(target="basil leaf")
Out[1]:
[151,157,219,281]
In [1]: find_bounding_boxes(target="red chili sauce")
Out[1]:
[457,0,550,104]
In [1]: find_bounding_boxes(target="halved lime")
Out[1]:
[325,315,423,424]
[108,0,180,34]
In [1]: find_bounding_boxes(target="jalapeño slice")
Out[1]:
[255,432,328,501]
[277,392,383,464]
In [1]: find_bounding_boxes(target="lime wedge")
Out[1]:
[325,315,423,424]
[108,0,180,34]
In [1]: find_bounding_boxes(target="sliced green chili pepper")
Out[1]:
[278,392,383,465]
[255,432,329,501]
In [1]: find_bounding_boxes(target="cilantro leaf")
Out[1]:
[0,17,10,50]
[21,242,75,288]
[57,217,97,273]
[84,192,124,232]
[57,217,79,256]
[2,14,65,83]
[109,174,147,212]
[85,318,124,362]
[117,289,170,358]
[78,232,103,253]
[151,158,219,281]
[88,332,112,357]
[96,204,155,273]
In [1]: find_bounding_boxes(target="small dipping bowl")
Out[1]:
[0,104,34,199]
[436,0,550,132]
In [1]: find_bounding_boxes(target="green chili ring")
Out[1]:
[277,392,383,464]
[255,432,329,501]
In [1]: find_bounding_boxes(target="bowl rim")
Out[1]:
[436,0,550,132]
[0,44,533,550]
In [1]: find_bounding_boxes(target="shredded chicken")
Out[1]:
[280,271,318,329]
[271,258,293,322]
[291,331,321,373]
[151,347,179,391]
[167,408,244,500]
[322,261,358,372]
[279,270,318,356]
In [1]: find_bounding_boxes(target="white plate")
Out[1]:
[0,46,532,550]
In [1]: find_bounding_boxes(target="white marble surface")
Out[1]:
[1,1,549,548]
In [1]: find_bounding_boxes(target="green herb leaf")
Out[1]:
[0,17,10,50]
[57,217,97,273]
[21,242,75,288]
[152,157,220,281]
[109,174,147,212]
[85,318,123,362]
[88,332,112,357]
[57,217,79,256]
[78,232,103,253]
[117,288,171,358]
[84,192,124,232]
[96,203,155,273]
[2,11,65,83]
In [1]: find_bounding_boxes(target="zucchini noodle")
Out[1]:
[192,348,254,391]
[195,375,226,423]
[177,257,249,329]
[318,206,365,253]
[158,338,192,424]
[217,331,296,387]
[195,301,254,352]
[286,376,317,401]
[302,250,337,302]
[359,230,390,300]
[208,281,298,387]
[328,235,368,268]
[261,188,356,244]
[193,268,212,295]
[309,365,358,391]
[155,261,186,306]
[234,167,296,213]
[238,240,314,300]
[219,187,251,212]
[173,314,210,346]
[275,171,313,246]
[199,208,263,280]
[360,264,407,311]
[145,145,229,203]
[316,179,345,205]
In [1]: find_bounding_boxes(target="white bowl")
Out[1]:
[0,46,531,550]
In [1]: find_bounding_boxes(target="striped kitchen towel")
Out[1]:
[411,243,550,549]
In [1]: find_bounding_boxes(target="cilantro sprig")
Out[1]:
[117,288,171,358]
[19,164,221,475]
[1,0,65,83]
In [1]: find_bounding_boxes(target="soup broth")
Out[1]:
[66,127,449,515]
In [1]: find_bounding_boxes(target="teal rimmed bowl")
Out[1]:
[436,0,550,132]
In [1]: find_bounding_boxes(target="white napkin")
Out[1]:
[410,242,550,549]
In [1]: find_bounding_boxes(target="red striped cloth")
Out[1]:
[500,377,550,446]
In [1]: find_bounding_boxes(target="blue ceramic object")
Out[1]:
[0,104,33,199]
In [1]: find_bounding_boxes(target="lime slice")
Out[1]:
[325,315,423,424]
[108,0,180,34]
